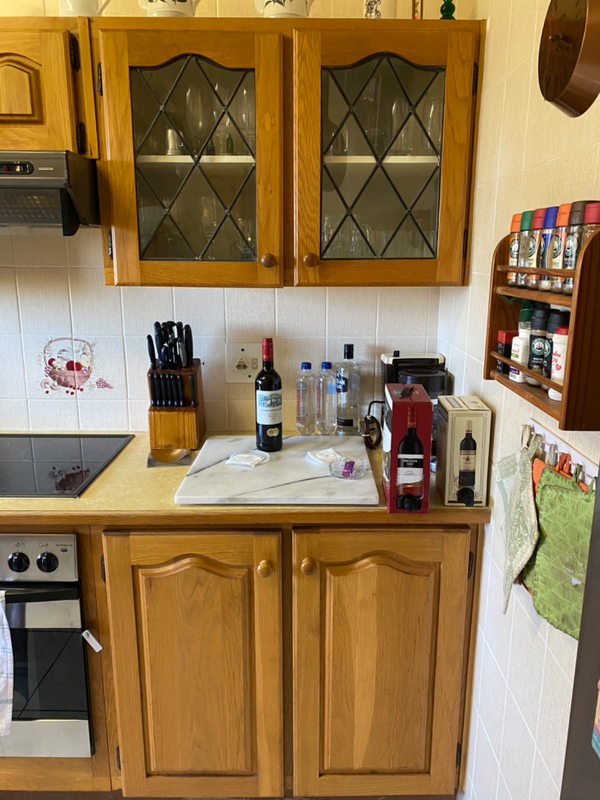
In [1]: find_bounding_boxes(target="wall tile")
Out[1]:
[546,625,578,682]
[496,774,513,800]
[78,400,129,431]
[478,641,507,756]
[530,750,560,800]
[485,559,514,677]
[452,287,470,351]
[69,269,123,336]
[228,398,256,431]
[475,80,504,185]
[506,0,537,76]
[506,593,547,734]
[122,287,173,336]
[17,268,72,335]
[448,345,466,395]
[128,400,149,431]
[0,337,26,399]
[174,287,226,338]
[551,144,600,203]
[327,287,378,337]
[466,273,491,361]
[0,269,20,334]
[22,334,75,400]
[498,59,533,179]
[464,354,483,398]
[66,229,105,268]
[480,0,510,91]
[205,399,228,432]
[0,233,14,267]
[124,337,151,401]
[493,172,523,247]
[13,231,67,268]
[28,399,79,431]
[428,288,440,338]
[377,287,430,337]
[194,337,227,401]
[472,723,499,800]
[75,335,127,401]
[438,288,454,343]
[536,651,574,788]
[499,691,536,800]
[226,288,275,341]
[276,287,327,338]
[0,400,29,431]
[470,182,497,276]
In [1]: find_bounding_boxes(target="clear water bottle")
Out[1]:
[316,361,337,435]
[296,362,315,435]
[336,344,361,436]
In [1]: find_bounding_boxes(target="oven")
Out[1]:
[0,534,93,758]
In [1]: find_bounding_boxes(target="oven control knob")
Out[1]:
[37,552,59,573]
[8,552,30,573]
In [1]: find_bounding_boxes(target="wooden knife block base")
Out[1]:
[148,359,206,451]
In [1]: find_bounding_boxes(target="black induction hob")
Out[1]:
[0,434,134,497]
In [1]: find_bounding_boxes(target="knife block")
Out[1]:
[147,359,206,451]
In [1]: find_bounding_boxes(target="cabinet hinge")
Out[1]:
[468,551,474,579]
[472,62,479,95]
[107,230,113,260]
[69,34,80,72]
[97,62,103,96]
[76,122,87,155]
[463,229,469,259]
[456,741,462,768]
[116,745,121,770]
[100,554,106,583]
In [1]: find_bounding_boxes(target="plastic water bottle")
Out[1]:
[296,362,315,435]
[316,361,337,435]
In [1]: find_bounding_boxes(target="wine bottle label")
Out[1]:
[256,390,283,425]
[266,427,280,438]
[336,375,349,393]
[396,455,423,483]
[459,452,476,470]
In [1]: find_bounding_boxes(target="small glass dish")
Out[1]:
[329,457,368,480]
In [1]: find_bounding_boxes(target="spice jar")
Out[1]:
[509,304,532,383]
[517,210,534,287]
[563,201,592,295]
[582,202,600,245]
[543,309,570,382]
[507,213,522,287]
[525,208,547,289]
[551,203,572,292]
[548,325,569,402]
[527,308,549,386]
[537,206,559,291]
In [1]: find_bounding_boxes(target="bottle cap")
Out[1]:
[321,361,332,369]
[519,305,533,324]
[520,210,534,231]
[547,310,570,328]
[555,326,569,335]
[532,208,547,229]
[584,202,600,225]
[301,362,311,370]
[262,338,273,360]
[510,213,522,233]
[556,203,572,227]
[344,343,354,359]
[569,200,595,226]
[543,206,559,229]
[548,388,562,401]
[457,487,475,507]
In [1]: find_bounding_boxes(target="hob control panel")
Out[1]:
[0,534,77,582]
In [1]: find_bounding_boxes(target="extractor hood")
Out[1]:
[0,150,100,236]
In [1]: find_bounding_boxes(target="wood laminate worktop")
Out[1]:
[0,432,490,526]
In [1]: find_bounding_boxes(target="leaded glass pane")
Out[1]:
[321,53,445,261]
[130,55,257,262]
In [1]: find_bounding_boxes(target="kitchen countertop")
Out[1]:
[0,432,491,526]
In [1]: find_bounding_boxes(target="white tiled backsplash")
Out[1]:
[0,227,439,433]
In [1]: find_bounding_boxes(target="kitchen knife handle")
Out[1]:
[149,373,157,406]
[189,373,197,408]
[167,375,175,407]
[177,374,184,407]
[184,325,193,365]
[159,374,166,407]
[161,344,170,371]
[147,335,157,369]
[178,340,187,369]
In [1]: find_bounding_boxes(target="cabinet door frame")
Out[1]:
[294,24,477,287]
[98,28,283,287]
[103,530,283,798]
[293,527,471,797]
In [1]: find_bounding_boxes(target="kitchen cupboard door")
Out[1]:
[102,531,283,798]
[293,527,471,796]
[294,22,478,286]
[97,26,283,287]
[0,21,82,153]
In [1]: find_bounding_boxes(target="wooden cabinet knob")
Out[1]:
[303,253,319,268]
[261,253,276,269]
[257,559,273,578]
[301,557,317,576]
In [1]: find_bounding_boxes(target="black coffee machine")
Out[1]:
[380,351,449,465]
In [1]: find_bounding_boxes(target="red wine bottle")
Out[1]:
[458,420,477,487]
[396,407,424,512]
[255,338,282,452]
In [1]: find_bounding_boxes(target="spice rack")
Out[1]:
[484,229,600,430]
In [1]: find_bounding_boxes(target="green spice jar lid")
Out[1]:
[520,210,534,230]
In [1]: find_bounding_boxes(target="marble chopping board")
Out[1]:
[174,435,380,505]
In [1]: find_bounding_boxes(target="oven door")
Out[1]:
[0,582,93,758]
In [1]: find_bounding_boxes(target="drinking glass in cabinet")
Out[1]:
[321,53,445,261]
[130,55,258,263]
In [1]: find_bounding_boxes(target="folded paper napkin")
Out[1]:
[306,449,343,464]
[226,452,270,468]
[0,591,13,736]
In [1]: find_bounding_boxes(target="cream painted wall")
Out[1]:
[449,1,600,799]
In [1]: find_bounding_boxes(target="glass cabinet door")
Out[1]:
[98,28,282,287]
[295,25,478,286]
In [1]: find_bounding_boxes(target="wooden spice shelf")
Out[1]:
[484,230,600,430]
[490,351,563,392]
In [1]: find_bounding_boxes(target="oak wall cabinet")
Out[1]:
[0,18,97,158]
[91,18,483,288]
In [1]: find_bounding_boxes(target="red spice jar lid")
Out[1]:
[584,202,600,224]
[510,213,522,233]
[532,208,547,229]
[555,326,569,335]
[557,203,572,226]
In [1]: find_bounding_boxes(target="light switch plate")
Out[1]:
[226,342,262,383]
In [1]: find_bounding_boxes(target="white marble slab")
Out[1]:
[174,435,380,505]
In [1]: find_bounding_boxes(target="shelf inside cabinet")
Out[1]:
[490,371,561,421]
[323,154,439,178]
[137,155,255,164]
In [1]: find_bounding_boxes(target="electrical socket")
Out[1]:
[225,342,262,384]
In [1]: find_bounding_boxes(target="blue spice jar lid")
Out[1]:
[543,206,559,228]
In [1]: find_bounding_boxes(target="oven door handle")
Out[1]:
[2,585,79,604]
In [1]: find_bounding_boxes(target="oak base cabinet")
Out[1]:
[102,530,283,798]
